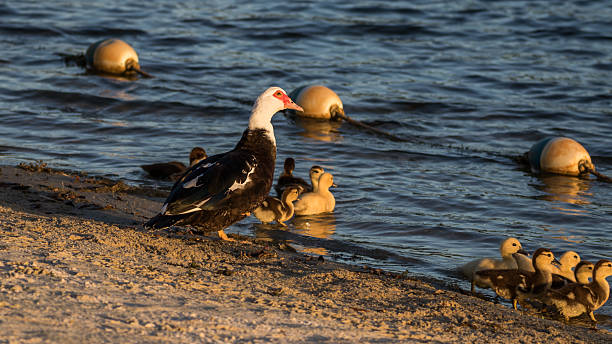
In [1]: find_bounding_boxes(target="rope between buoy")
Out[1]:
[580,161,612,183]
[332,108,408,142]
[587,167,612,183]
[133,67,153,78]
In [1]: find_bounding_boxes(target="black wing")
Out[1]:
[160,149,258,215]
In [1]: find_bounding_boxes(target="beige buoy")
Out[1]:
[289,85,344,120]
[288,85,407,142]
[528,137,593,176]
[85,39,152,77]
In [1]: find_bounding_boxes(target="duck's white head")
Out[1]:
[248,87,303,142]
[499,237,526,258]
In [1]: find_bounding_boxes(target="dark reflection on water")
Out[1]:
[1,0,611,327]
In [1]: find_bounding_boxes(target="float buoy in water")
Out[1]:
[84,39,152,77]
[289,85,344,120]
[528,137,594,176]
[288,85,407,142]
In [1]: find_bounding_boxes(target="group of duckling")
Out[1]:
[461,237,612,324]
[254,158,336,225]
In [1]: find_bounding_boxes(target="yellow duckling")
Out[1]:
[308,165,325,192]
[552,251,581,282]
[294,172,336,216]
[253,186,301,226]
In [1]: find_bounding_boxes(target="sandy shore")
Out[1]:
[0,163,610,343]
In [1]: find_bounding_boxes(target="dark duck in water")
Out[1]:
[274,158,311,197]
[141,147,207,180]
[145,87,303,240]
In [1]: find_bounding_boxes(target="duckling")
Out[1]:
[475,248,559,310]
[141,147,206,180]
[546,260,594,296]
[573,261,595,285]
[552,251,581,282]
[546,259,612,323]
[253,186,301,226]
[591,259,612,311]
[308,165,325,192]
[513,251,535,273]
[187,147,208,166]
[551,256,588,289]
[294,172,336,216]
[514,248,560,307]
[274,158,312,197]
[459,237,529,293]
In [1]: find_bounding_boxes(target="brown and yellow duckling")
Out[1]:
[141,147,206,180]
[546,259,612,323]
[573,261,595,285]
[294,172,336,216]
[253,186,301,226]
[276,163,325,198]
[475,248,559,310]
[274,158,312,197]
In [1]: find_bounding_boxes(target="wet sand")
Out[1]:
[0,164,610,343]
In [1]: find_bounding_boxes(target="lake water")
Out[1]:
[1,0,611,328]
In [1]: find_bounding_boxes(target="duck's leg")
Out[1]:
[588,311,597,323]
[217,229,235,242]
[512,299,519,310]
[470,278,476,294]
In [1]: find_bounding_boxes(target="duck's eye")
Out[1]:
[275,91,283,97]
[512,243,517,246]
[574,255,578,259]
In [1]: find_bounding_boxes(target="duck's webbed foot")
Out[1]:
[217,230,235,242]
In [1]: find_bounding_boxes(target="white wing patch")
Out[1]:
[182,162,216,189]
[183,176,200,189]
[164,197,212,215]
[160,203,168,215]
[228,160,257,192]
